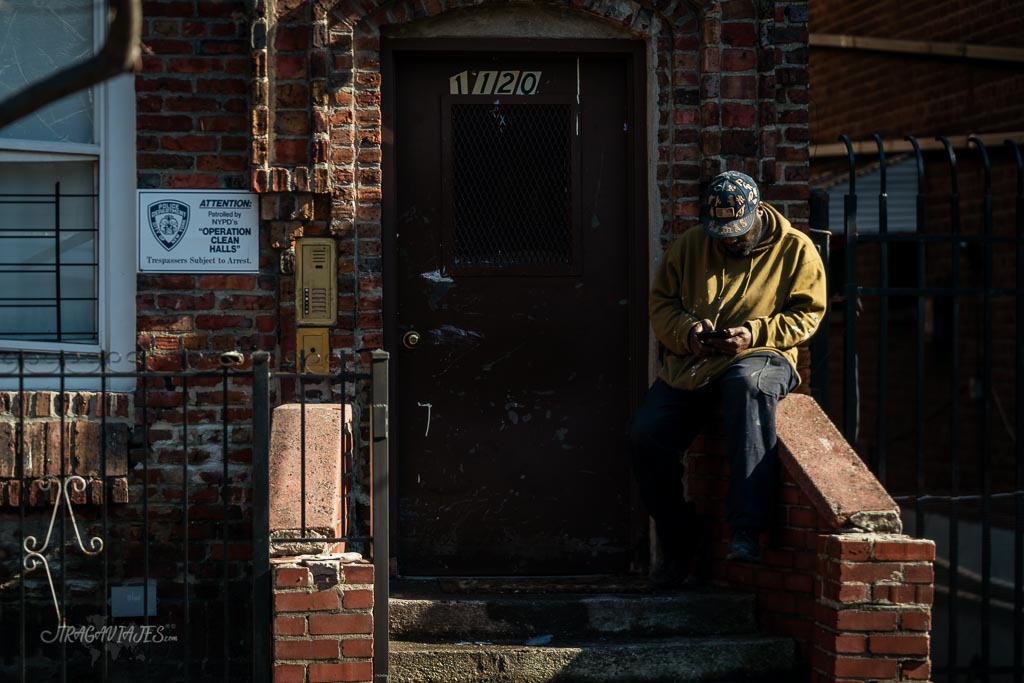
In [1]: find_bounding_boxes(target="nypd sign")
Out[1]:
[137,190,259,273]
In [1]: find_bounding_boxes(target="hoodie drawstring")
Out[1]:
[739,258,753,301]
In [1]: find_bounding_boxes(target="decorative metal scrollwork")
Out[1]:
[23,476,105,625]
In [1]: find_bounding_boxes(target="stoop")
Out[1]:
[388,578,797,682]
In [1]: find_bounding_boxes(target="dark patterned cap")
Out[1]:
[702,171,761,238]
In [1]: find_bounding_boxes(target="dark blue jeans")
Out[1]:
[628,353,797,555]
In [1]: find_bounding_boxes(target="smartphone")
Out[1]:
[697,329,731,341]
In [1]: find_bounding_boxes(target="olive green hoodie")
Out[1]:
[650,203,827,390]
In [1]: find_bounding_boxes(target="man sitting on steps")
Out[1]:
[628,170,827,589]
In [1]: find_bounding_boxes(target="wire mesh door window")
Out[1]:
[444,98,580,275]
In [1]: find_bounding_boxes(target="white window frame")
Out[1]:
[0,1,136,384]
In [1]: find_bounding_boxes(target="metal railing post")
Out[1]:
[370,349,390,682]
[906,135,928,547]
[840,135,859,443]
[808,188,831,411]
[873,134,889,484]
[937,135,961,676]
[1006,137,1023,682]
[969,135,994,679]
[252,351,271,683]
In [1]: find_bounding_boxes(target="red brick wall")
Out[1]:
[133,3,277,574]
[688,393,937,679]
[131,1,814,358]
[137,0,252,192]
[137,0,272,364]
[249,1,815,374]
[273,559,375,683]
[0,391,130,506]
[131,0,815,370]
[686,399,936,681]
[808,0,1024,144]
[129,6,813,677]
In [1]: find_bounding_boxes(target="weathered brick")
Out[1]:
[901,659,931,679]
[0,423,14,477]
[873,583,917,604]
[274,664,305,683]
[823,580,869,603]
[308,613,372,635]
[7,480,21,506]
[343,564,373,584]
[273,639,339,660]
[900,611,931,631]
[276,567,311,588]
[341,638,373,658]
[110,477,129,503]
[832,656,899,678]
[722,48,755,71]
[23,423,47,477]
[275,139,309,164]
[832,609,899,632]
[274,590,339,613]
[873,540,936,562]
[342,589,373,609]
[722,103,756,127]
[902,564,934,584]
[721,75,756,99]
[275,25,309,51]
[276,111,311,136]
[308,662,373,682]
[869,633,930,655]
[722,22,756,46]
[826,537,872,561]
[815,627,865,654]
[830,561,903,584]
[198,275,258,290]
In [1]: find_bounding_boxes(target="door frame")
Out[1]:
[381,37,650,575]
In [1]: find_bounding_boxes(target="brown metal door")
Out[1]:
[392,49,635,575]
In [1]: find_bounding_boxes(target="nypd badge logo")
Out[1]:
[148,200,190,251]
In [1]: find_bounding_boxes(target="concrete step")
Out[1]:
[388,635,797,682]
[390,589,759,640]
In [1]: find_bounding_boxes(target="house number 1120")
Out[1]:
[449,70,543,95]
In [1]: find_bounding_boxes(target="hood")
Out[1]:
[749,203,789,255]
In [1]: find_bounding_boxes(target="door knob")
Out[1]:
[402,330,421,349]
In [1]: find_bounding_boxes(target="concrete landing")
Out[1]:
[390,636,796,682]
[389,579,797,682]
[390,589,758,640]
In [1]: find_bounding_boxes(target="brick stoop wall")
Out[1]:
[0,391,131,506]
[269,401,374,683]
[272,557,375,683]
[686,393,935,682]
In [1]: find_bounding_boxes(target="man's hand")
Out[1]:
[704,325,753,356]
[687,318,716,358]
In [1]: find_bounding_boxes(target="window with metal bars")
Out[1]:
[443,98,579,275]
[0,0,134,356]
[0,169,100,344]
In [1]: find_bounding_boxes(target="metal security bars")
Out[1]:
[0,182,100,343]
[0,349,389,683]
[816,136,1023,683]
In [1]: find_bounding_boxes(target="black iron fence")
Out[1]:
[0,349,389,683]
[812,136,1023,683]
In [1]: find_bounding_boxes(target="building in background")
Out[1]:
[0,0,830,680]
[809,2,1024,679]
